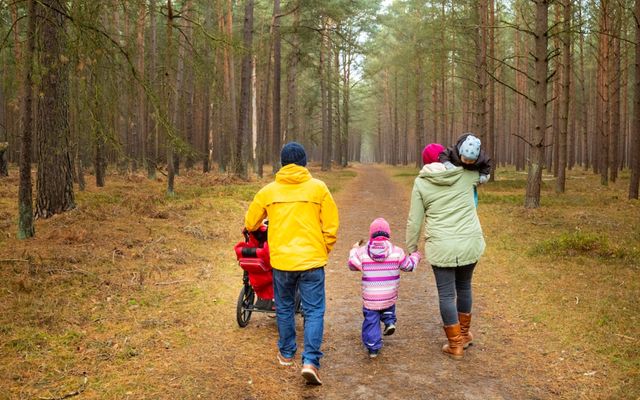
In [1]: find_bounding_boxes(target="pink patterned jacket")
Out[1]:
[348,238,420,310]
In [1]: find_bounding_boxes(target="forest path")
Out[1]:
[222,164,532,400]
[317,164,523,399]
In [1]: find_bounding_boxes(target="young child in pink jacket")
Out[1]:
[348,218,421,358]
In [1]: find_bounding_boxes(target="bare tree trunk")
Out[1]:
[578,4,589,170]
[609,9,621,183]
[414,59,424,168]
[487,0,496,179]
[392,73,399,166]
[147,0,158,179]
[136,1,147,174]
[525,0,549,209]
[320,19,331,170]
[598,3,610,186]
[285,2,300,143]
[272,0,282,173]
[475,0,488,142]
[166,0,175,195]
[556,0,571,193]
[630,0,640,199]
[235,0,254,178]
[17,0,36,239]
[35,0,75,218]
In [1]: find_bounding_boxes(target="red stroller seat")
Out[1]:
[234,225,273,301]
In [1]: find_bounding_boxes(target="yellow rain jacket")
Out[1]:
[245,164,339,271]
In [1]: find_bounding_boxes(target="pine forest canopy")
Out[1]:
[0,0,639,237]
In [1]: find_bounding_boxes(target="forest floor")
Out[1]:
[0,163,639,399]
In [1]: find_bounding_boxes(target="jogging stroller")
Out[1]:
[233,223,301,327]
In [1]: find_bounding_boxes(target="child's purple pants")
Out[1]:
[362,305,396,351]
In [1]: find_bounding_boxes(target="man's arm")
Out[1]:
[244,191,267,232]
[320,190,339,254]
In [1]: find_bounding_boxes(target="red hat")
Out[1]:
[422,143,445,165]
[369,217,391,239]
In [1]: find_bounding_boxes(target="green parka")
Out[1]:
[405,164,485,267]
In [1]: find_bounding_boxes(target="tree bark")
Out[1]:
[166,0,175,195]
[525,0,549,209]
[235,0,254,178]
[17,0,37,239]
[556,0,571,193]
[630,0,640,199]
[320,19,331,170]
[272,0,282,173]
[285,2,300,143]
[609,8,621,183]
[414,59,424,168]
[35,0,75,219]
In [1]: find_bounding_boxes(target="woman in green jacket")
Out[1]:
[406,143,486,360]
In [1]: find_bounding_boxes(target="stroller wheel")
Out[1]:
[237,285,255,327]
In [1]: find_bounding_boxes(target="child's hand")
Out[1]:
[479,174,490,184]
[411,251,422,262]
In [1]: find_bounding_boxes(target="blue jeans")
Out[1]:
[431,263,476,326]
[272,267,325,368]
[362,305,396,352]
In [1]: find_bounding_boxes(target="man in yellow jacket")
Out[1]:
[245,142,339,385]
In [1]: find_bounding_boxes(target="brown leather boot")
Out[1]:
[458,312,473,349]
[442,324,464,360]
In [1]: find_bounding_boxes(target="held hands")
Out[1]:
[410,251,422,263]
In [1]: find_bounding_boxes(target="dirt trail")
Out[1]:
[223,164,529,400]
[315,164,522,400]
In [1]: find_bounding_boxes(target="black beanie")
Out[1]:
[280,142,307,167]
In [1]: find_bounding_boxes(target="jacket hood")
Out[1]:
[419,163,464,186]
[367,238,392,261]
[275,164,312,184]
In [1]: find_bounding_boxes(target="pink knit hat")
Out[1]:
[369,217,391,239]
[422,143,445,165]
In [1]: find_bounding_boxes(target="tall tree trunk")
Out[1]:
[285,2,300,143]
[235,0,254,178]
[392,73,399,166]
[578,5,589,170]
[272,0,282,173]
[487,0,496,179]
[148,0,158,179]
[609,9,621,183]
[556,0,571,193]
[630,0,640,199]
[525,0,549,209]
[341,42,351,167]
[136,1,147,174]
[320,19,331,170]
[17,0,37,239]
[415,59,424,168]
[475,0,488,142]
[35,0,75,218]
[598,2,610,186]
[166,0,175,195]
[334,44,342,166]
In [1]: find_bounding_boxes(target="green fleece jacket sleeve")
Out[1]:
[405,180,426,254]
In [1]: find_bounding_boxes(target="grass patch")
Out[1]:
[529,231,640,264]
